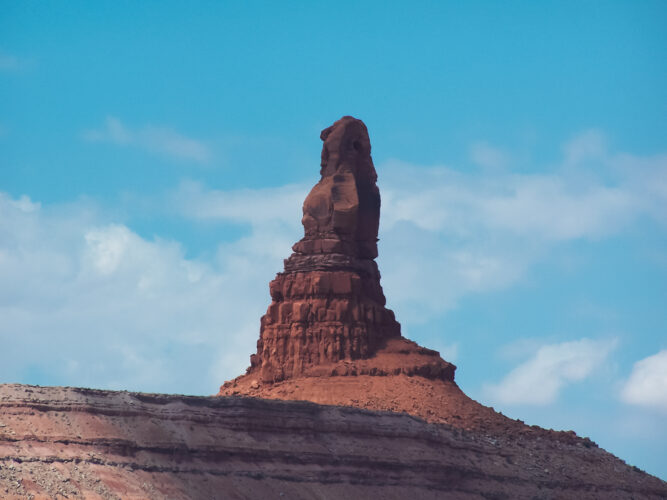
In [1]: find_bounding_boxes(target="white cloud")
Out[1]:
[0,50,29,72]
[0,192,287,395]
[8,194,41,212]
[562,129,608,165]
[2,129,665,396]
[85,225,133,275]
[612,152,667,226]
[174,179,306,228]
[381,161,638,242]
[376,132,666,320]
[621,350,667,413]
[483,338,617,405]
[470,141,509,169]
[480,176,635,240]
[172,180,307,264]
[83,116,211,163]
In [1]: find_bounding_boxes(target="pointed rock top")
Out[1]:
[296,116,380,260]
[319,116,376,183]
[219,116,456,386]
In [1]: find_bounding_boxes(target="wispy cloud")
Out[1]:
[375,130,667,320]
[174,180,306,228]
[381,158,652,243]
[469,141,510,170]
[483,338,617,405]
[0,192,282,394]
[82,116,212,163]
[0,50,30,72]
[562,129,608,166]
[2,129,665,395]
[621,350,667,413]
[163,130,667,324]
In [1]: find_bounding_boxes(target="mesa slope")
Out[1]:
[1,383,665,500]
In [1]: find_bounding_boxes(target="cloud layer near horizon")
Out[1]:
[482,338,618,405]
[621,350,667,413]
[0,191,291,394]
[1,131,665,408]
[375,132,666,321]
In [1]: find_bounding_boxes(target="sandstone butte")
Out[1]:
[1,117,666,499]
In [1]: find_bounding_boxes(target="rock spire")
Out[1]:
[224,116,455,388]
[253,116,402,382]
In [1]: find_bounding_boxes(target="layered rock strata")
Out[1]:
[2,384,665,500]
[233,116,454,386]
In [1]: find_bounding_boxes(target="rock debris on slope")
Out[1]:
[1,384,665,499]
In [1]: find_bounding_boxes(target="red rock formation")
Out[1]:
[3,119,666,498]
[2,384,666,499]
[214,119,667,500]
[238,116,454,385]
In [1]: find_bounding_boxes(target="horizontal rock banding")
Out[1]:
[2,384,665,500]
[241,116,439,385]
[255,269,401,381]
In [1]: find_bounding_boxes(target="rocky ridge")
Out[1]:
[1,384,665,499]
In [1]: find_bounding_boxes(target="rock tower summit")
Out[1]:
[222,116,456,391]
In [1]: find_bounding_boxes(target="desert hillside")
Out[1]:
[1,383,665,500]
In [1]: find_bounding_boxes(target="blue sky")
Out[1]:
[1,1,666,479]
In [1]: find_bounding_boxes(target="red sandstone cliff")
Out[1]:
[1,384,665,499]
